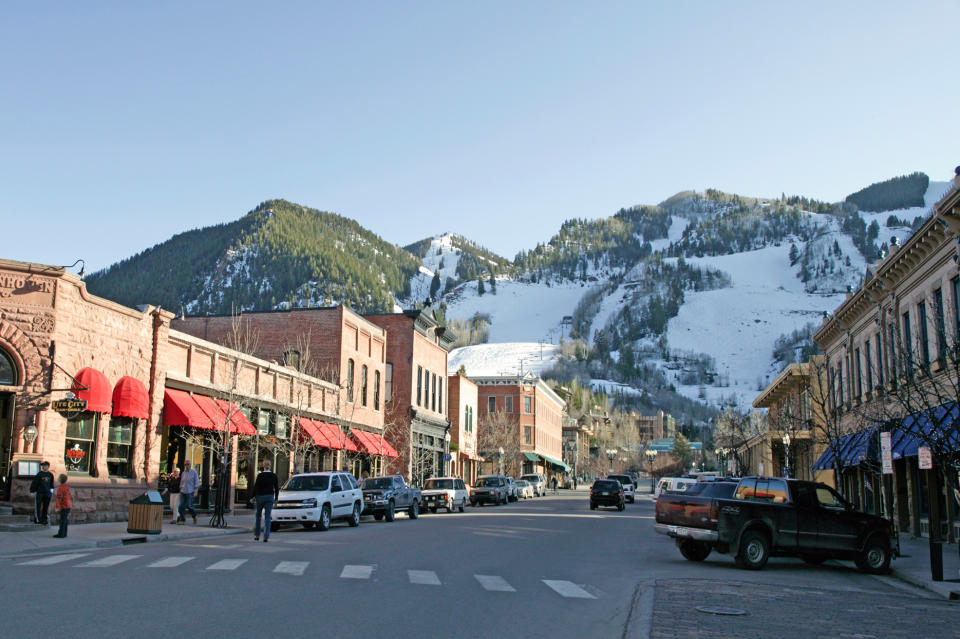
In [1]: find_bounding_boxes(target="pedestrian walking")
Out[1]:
[177,460,199,524]
[30,461,55,524]
[253,461,279,542]
[573,476,578,490]
[164,466,181,523]
[52,474,71,538]
[551,476,558,494]
[253,462,280,543]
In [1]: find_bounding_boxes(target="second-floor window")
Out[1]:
[524,396,532,413]
[505,396,513,413]
[374,370,381,410]
[385,363,393,403]
[488,396,496,413]
[854,348,862,399]
[888,322,897,384]
[918,302,929,368]
[865,339,873,391]
[902,310,913,377]
[935,288,946,362]
[524,425,532,445]
[347,359,355,403]
[438,378,443,414]
[417,366,423,406]
[876,332,884,388]
[361,365,368,406]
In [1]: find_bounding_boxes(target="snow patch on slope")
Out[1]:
[449,342,560,377]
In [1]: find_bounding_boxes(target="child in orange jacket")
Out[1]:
[53,474,71,538]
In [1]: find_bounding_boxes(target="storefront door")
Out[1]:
[0,393,13,500]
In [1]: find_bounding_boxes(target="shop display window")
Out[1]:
[107,417,134,477]
[65,413,98,475]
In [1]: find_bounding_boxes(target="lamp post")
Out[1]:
[23,415,38,449]
[782,433,791,478]
[444,431,452,477]
[605,448,617,474]
[645,449,657,493]
[498,446,504,476]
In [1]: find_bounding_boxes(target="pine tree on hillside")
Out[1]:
[477,278,485,296]
[430,272,441,299]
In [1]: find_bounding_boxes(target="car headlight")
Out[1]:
[302,498,318,508]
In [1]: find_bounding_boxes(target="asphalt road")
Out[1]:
[1,488,954,639]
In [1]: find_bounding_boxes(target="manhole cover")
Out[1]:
[695,606,748,616]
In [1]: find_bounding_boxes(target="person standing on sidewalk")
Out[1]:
[30,461,55,524]
[164,466,181,524]
[177,460,199,524]
[252,461,279,542]
[551,475,558,494]
[52,474,71,538]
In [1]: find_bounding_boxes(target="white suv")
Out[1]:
[520,473,546,496]
[607,474,636,503]
[421,477,469,513]
[271,471,364,531]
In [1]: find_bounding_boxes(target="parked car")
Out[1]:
[360,475,421,521]
[652,480,738,561]
[520,473,546,496]
[654,476,897,574]
[272,471,363,531]
[607,473,636,503]
[421,477,469,513]
[589,478,624,511]
[655,476,697,498]
[505,477,519,502]
[471,474,509,506]
[515,479,535,499]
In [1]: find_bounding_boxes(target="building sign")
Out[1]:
[51,398,87,414]
[918,446,933,470]
[880,432,893,475]
[0,272,56,307]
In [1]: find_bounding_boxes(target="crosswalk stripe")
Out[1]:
[77,555,142,568]
[17,553,90,566]
[274,561,309,576]
[341,564,374,579]
[206,559,247,571]
[474,575,516,592]
[543,580,596,599]
[148,556,195,568]
[408,570,441,586]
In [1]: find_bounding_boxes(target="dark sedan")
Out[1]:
[590,479,624,511]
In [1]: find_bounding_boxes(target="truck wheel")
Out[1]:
[318,505,331,531]
[678,540,712,562]
[855,536,891,574]
[374,513,383,521]
[458,500,465,513]
[348,502,360,527]
[408,500,419,519]
[385,501,395,522]
[735,530,769,570]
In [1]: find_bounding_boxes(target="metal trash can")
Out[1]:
[127,491,164,534]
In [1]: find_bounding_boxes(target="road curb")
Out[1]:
[889,567,960,601]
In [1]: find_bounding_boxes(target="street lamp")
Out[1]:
[605,448,617,474]
[23,415,38,448]
[645,449,657,493]
[782,433,791,478]
[444,431,451,477]
[498,446,504,476]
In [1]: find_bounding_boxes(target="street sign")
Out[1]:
[880,432,893,474]
[918,446,933,470]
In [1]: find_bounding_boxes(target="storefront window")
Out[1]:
[275,413,288,440]
[257,409,271,436]
[0,348,16,385]
[65,413,98,475]
[106,417,134,477]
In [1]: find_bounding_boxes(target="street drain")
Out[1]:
[695,606,748,616]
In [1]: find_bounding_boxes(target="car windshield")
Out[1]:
[479,477,500,487]
[361,477,394,490]
[423,479,453,490]
[283,475,329,492]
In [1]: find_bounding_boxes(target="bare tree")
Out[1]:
[477,411,523,477]
[713,407,763,476]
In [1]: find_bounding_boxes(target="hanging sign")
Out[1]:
[51,398,87,415]
[918,446,933,470]
[880,432,893,475]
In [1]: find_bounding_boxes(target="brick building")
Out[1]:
[474,373,568,479]
[0,258,348,522]
[173,306,394,479]
[364,309,456,484]
[447,372,480,485]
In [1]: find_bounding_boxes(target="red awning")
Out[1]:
[320,423,358,452]
[72,367,112,413]
[351,429,398,458]
[111,376,149,419]
[214,399,257,436]
[163,389,215,429]
[299,418,332,448]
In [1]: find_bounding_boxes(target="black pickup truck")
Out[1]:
[360,475,421,521]
[655,476,896,574]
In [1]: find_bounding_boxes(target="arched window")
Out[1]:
[346,359,355,403]
[0,348,17,385]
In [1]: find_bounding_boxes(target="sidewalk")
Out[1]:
[891,535,960,600]
[0,511,256,558]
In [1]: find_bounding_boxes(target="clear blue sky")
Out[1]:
[3,1,958,272]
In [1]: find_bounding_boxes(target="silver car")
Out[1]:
[515,479,535,499]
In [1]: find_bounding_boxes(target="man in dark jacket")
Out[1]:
[30,461,55,524]
[252,461,280,542]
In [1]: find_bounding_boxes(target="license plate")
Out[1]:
[672,526,690,536]
[601,492,609,495]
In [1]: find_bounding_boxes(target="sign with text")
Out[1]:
[880,431,893,474]
[51,398,87,414]
[918,446,933,470]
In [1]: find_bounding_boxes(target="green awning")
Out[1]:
[523,452,541,462]
[540,454,571,472]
